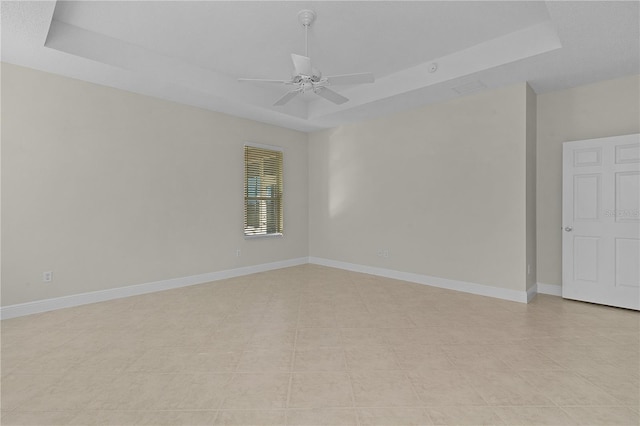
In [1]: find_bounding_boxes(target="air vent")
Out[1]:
[452,80,487,95]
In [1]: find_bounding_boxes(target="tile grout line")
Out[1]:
[210,279,256,423]
[284,277,303,424]
[345,276,363,426]
[512,369,565,410]
[572,368,630,406]
[392,346,437,425]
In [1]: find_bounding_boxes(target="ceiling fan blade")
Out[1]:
[273,90,301,106]
[238,78,291,84]
[325,72,375,85]
[314,87,349,105]
[291,53,312,76]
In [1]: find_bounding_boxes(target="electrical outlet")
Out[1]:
[236,249,241,257]
[383,249,389,258]
[43,271,53,283]
[377,249,384,257]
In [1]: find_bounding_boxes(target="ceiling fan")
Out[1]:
[238,10,375,106]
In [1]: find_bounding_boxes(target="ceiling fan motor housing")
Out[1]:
[291,71,322,83]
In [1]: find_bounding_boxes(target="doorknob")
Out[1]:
[564,226,573,232]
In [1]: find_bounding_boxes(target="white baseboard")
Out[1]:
[536,282,562,297]
[0,257,308,320]
[309,257,531,304]
[2,256,549,320]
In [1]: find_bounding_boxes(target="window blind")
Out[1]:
[244,145,283,236]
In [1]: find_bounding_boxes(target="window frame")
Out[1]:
[243,142,284,239]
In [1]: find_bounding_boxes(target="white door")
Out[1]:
[562,134,640,310]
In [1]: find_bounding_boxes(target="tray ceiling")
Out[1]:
[2,1,638,131]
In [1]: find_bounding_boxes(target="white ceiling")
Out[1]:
[2,1,638,132]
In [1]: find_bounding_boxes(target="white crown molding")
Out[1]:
[308,21,561,121]
[0,257,308,320]
[308,257,532,304]
[536,282,562,297]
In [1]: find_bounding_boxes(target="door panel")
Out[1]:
[573,174,601,221]
[615,238,639,288]
[574,147,602,167]
[573,236,600,282]
[615,144,640,164]
[563,134,640,310]
[615,172,639,223]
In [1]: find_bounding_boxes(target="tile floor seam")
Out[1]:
[487,405,509,425]
[513,369,588,409]
[345,370,360,425]
[553,404,640,408]
[353,280,372,316]
[437,344,464,375]
[555,405,586,425]
[573,370,631,406]
[212,281,255,414]
[457,370,510,408]
[283,280,302,423]
[401,366,436,424]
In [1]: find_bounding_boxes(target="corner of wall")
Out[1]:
[526,83,537,291]
[535,74,640,290]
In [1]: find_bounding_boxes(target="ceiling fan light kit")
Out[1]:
[239,9,375,106]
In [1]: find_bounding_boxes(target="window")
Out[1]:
[244,145,283,236]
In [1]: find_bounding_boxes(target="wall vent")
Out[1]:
[452,80,487,95]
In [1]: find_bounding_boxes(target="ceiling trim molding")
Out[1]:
[2,1,636,132]
[308,21,561,120]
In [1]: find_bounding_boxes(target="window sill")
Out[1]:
[244,233,283,240]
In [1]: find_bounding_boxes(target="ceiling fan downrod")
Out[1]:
[297,10,316,57]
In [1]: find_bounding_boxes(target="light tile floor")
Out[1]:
[1,265,638,425]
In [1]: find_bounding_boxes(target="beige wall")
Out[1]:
[309,84,531,292]
[536,74,640,287]
[1,63,309,306]
[4,61,635,307]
